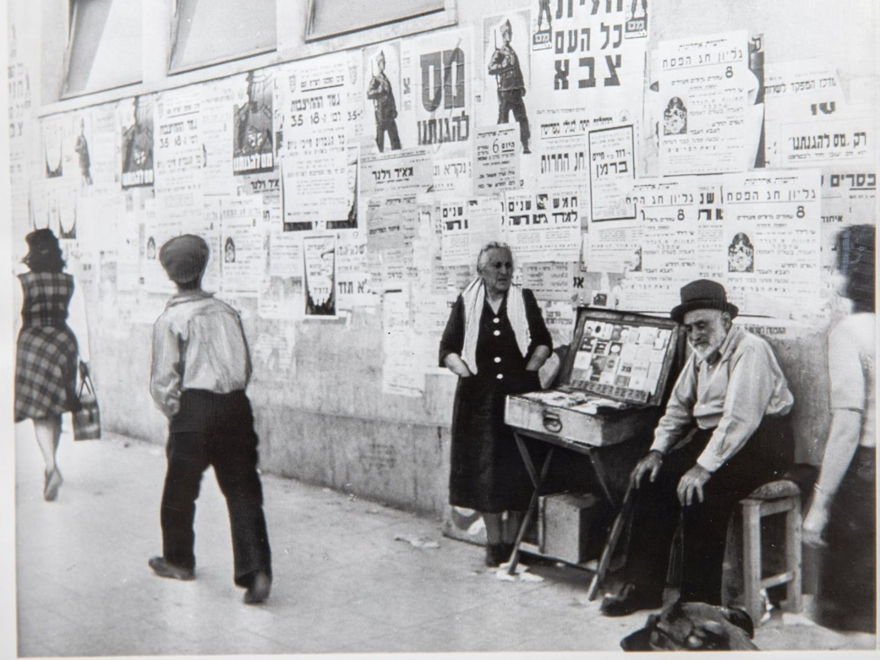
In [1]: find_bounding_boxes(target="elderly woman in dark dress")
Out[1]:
[440,242,552,566]
[14,229,84,501]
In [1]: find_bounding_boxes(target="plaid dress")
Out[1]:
[14,272,80,422]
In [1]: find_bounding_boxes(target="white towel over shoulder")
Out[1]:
[461,278,530,375]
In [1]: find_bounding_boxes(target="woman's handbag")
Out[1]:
[73,361,101,441]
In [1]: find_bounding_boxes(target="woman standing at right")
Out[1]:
[803,224,875,633]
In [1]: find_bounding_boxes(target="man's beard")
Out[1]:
[690,334,724,361]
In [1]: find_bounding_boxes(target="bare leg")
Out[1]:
[33,416,61,472]
[34,416,63,500]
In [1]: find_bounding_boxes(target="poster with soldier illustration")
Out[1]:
[119,95,155,188]
[363,41,403,154]
[232,70,275,174]
[479,11,532,157]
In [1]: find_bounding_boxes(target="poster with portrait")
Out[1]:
[478,11,532,159]
[119,95,155,188]
[657,31,762,175]
[232,69,275,174]
[721,170,822,319]
[303,233,338,318]
[363,41,404,155]
[530,0,648,115]
[400,27,473,157]
[219,195,264,297]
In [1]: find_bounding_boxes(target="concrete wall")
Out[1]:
[8,0,878,518]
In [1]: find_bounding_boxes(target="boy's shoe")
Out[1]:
[244,571,272,604]
[148,556,195,581]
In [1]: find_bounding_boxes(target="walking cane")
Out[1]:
[587,481,635,601]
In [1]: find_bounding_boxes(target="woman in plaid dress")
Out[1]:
[14,229,83,501]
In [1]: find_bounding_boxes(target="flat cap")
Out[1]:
[159,234,209,284]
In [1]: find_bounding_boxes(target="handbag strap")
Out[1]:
[78,366,96,398]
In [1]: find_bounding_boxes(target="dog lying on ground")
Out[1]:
[621,600,757,651]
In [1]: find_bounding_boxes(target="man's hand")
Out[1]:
[676,464,711,506]
[630,450,663,489]
[803,499,830,547]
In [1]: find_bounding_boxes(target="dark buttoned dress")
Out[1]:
[439,288,551,513]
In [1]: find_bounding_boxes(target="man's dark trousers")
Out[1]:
[497,88,530,148]
[161,389,272,588]
[376,120,401,152]
[622,415,793,604]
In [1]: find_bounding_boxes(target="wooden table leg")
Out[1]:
[586,448,618,508]
[587,483,634,600]
[508,432,554,575]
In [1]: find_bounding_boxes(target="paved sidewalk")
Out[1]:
[12,424,876,657]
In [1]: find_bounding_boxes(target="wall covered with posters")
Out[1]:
[7,0,878,516]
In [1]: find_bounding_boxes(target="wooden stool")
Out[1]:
[739,480,803,625]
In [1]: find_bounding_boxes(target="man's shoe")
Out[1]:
[244,570,272,604]
[600,582,662,617]
[148,556,195,581]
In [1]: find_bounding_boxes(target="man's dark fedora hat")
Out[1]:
[670,279,739,324]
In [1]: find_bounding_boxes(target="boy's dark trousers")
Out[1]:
[622,414,793,604]
[161,389,272,587]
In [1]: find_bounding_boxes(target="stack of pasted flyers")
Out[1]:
[568,397,630,414]
[519,390,632,414]
[570,320,672,401]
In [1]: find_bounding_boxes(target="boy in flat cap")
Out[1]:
[148,234,272,604]
[601,279,794,616]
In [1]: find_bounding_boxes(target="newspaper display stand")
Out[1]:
[503,307,682,573]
